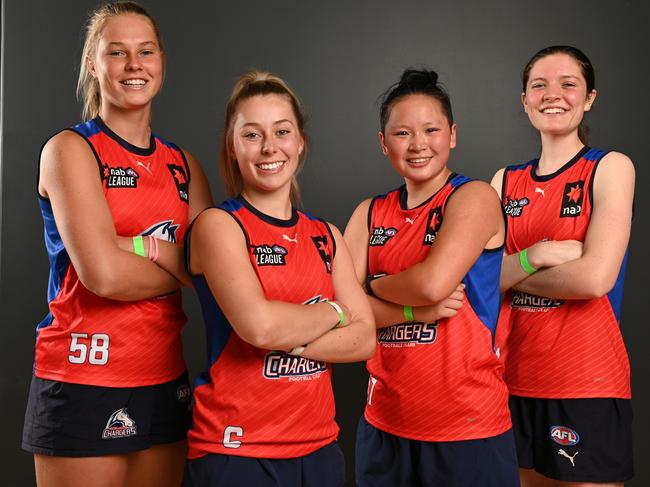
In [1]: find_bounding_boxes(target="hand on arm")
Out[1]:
[40,131,180,300]
[191,209,354,351]
[512,152,634,299]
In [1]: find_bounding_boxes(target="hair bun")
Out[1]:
[399,69,439,87]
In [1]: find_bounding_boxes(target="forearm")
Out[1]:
[369,296,412,329]
[500,252,534,292]
[370,266,451,306]
[298,320,376,363]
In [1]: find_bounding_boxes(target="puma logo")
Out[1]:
[136,160,152,175]
[558,449,578,467]
[535,186,548,198]
[405,217,416,225]
[282,234,298,244]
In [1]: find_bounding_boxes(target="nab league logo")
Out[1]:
[311,235,332,273]
[511,291,564,312]
[103,165,139,189]
[252,244,288,266]
[369,226,398,246]
[560,180,584,218]
[550,425,580,446]
[423,206,443,246]
[166,163,189,204]
[102,408,137,439]
[142,220,180,243]
[504,196,529,217]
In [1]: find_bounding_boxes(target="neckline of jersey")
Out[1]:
[530,146,590,182]
[399,172,456,211]
[237,195,299,228]
[95,117,157,157]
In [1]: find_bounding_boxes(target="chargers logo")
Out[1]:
[560,180,584,218]
[511,291,564,312]
[504,196,529,217]
[378,322,438,346]
[102,408,137,439]
[263,351,327,380]
[550,425,580,446]
[252,244,288,266]
[423,206,443,245]
[142,220,180,243]
[103,165,139,188]
[369,226,398,246]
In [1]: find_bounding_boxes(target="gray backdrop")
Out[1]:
[1,1,648,485]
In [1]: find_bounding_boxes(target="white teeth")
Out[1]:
[543,107,565,114]
[407,157,430,164]
[122,79,146,85]
[257,161,284,170]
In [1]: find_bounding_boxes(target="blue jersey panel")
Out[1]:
[462,248,503,335]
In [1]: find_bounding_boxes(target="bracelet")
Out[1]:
[403,305,414,322]
[147,235,159,262]
[519,248,538,275]
[325,300,345,328]
[132,236,146,257]
[365,273,387,298]
[289,346,306,356]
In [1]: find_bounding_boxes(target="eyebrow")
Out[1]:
[106,41,158,48]
[529,75,581,83]
[240,119,295,128]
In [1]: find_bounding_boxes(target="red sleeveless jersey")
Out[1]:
[34,118,190,387]
[187,197,339,459]
[496,147,631,398]
[364,174,511,442]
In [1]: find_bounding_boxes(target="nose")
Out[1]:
[125,53,142,71]
[543,82,561,102]
[409,133,427,151]
[261,136,277,154]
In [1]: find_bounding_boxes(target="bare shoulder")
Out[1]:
[41,129,95,166]
[450,180,501,206]
[490,167,507,196]
[192,207,241,238]
[598,151,635,176]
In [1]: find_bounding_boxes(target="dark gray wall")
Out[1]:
[2,1,648,485]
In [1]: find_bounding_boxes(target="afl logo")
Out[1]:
[550,426,580,446]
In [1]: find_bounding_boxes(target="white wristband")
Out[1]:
[289,346,306,356]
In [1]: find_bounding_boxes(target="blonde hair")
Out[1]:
[76,1,164,121]
[219,71,308,206]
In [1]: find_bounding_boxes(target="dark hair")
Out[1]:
[219,71,307,206]
[379,69,453,132]
[522,45,595,143]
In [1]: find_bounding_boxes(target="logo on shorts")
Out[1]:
[422,206,443,246]
[369,226,398,246]
[167,163,189,203]
[262,351,327,380]
[511,291,564,312]
[176,384,191,403]
[252,244,288,266]
[550,425,580,446]
[378,322,438,346]
[103,165,139,188]
[311,235,332,273]
[504,196,529,217]
[560,180,584,218]
[102,408,137,439]
[558,449,579,467]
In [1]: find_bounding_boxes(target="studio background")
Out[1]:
[1,1,648,485]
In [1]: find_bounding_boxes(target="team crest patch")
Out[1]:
[560,180,584,218]
[550,425,580,446]
[252,244,288,266]
[369,226,398,246]
[511,291,564,312]
[378,322,438,347]
[311,235,332,273]
[166,163,189,203]
[103,165,139,188]
[142,220,180,243]
[263,351,327,381]
[176,384,191,403]
[423,206,443,245]
[504,196,529,217]
[102,408,137,439]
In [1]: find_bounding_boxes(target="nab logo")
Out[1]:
[504,196,529,217]
[369,226,398,246]
[166,163,189,203]
[550,425,580,446]
[311,235,332,273]
[252,244,288,266]
[103,165,139,189]
[560,180,584,218]
[423,206,443,246]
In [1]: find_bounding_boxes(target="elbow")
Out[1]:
[580,272,616,299]
[241,321,279,350]
[418,281,449,305]
[78,266,122,299]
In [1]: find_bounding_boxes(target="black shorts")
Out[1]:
[22,372,192,457]
[183,441,345,487]
[355,416,519,487]
[509,395,634,483]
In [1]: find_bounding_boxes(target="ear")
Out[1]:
[86,55,97,78]
[449,123,457,150]
[520,92,528,113]
[298,132,305,156]
[378,131,388,155]
[584,89,597,112]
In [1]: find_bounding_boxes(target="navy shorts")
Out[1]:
[183,441,345,487]
[510,395,634,483]
[355,416,519,487]
[22,372,192,457]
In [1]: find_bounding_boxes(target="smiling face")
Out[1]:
[380,94,456,185]
[522,53,596,138]
[231,94,305,195]
[88,13,164,115]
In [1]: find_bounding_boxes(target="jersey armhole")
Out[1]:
[176,145,192,186]
[320,219,337,259]
[586,149,611,216]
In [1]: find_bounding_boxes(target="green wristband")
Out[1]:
[325,300,345,328]
[132,236,146,257]
[519,248,538,275]
[404,305,414,322]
